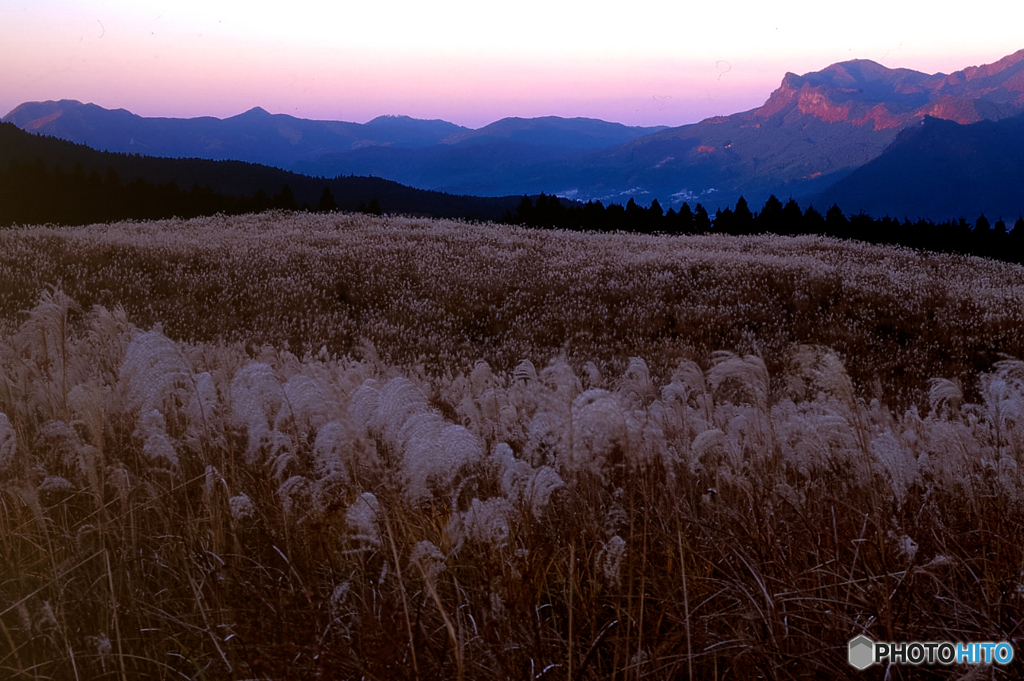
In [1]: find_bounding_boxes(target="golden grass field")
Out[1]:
[2,211,1024,679]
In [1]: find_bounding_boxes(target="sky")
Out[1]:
[2,1,1023,129]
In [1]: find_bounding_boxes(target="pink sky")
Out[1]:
[3,1,1023,128]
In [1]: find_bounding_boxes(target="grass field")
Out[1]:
[2,211,1023,679]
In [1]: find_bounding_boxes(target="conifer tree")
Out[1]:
[274,184,298,211]
[733,196,753,234]
[317,186,338,212]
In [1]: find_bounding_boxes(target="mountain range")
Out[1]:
[6,49,1024,220]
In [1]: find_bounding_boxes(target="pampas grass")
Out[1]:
[2,212,1024,679]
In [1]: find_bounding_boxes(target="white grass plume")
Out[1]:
[787,345,855,405]
[492,442,563,519]
[346,491,381,548]
[871,432,920,509]
[277,372,339,436]
[596,535,627,587]
[618,356,656,406]
[12,288,80,417]
[229,493,256,521]
[357,376,483,503]
[569,388,628,481]
[446,497,514,551]
[928,377,963,417]
[230,362,286,463]
[707,351,770,409]
[523,465,564,520]
[410,540,447,582]
[120,329,192,414]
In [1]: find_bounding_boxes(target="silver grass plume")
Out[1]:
[524,465,564,520]
[772,400,857,477]
[374,377,430,444]
[540,357,582,404]
[707,351,770,409]
[277,372,339,437]
[120,329,192,415]
[493,442,563,519]
[121,328,218,458]
[669,359,707,399]
[787,345,855,405]
[524,410,565,468]
[278,475,311,519]
[470,359,495,396]
[402,418,482,503]
[183,371,219,449]
[13,288,79,417]
[513,359,537,384]
[446,497,514,551]
[229,493,256,521]
[203,464,227,508]
[38,475,74,494]
[691,428,726,462]
[230,362,287,464]
[361,377,483,503]
[67,381,109,457]
[569,389,628,481]
[981,359,1024,449]
[628,400,670,470]
[618,357,656,406]
[346,491,381,548]
[596,535,627,587]
[86,632,112,673]
[311,420,350,512]
[928,378,963,417]
[871,432,920,509]
[36,419,107,487]
[410,540,447,582]
[349,379,380,432]
[494,442,531,499]
[583,361,603,389]
[328,581,358,641]
[83,302,131,381]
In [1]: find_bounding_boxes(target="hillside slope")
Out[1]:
[0,122,523,222]
[814,113,1024,220]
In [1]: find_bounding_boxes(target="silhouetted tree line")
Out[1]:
[505,193,1024,264]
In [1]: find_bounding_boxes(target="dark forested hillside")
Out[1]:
[814,113,1024,221]
[0,123,524,225]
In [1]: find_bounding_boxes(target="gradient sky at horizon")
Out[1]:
[3,1,1023,129]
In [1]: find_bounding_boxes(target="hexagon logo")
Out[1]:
[849,635,875,670]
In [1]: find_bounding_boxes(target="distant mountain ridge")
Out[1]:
[1,100,663,171]
[596,49,1024,209]
[6,49,1024,217]
[2,100,471,168]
